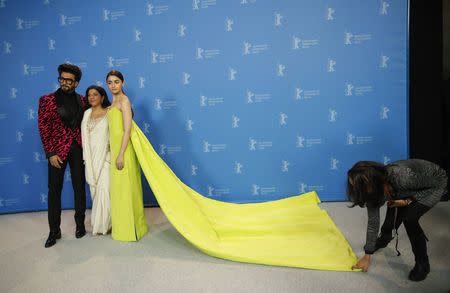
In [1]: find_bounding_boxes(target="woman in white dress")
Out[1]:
[81,85,112,235]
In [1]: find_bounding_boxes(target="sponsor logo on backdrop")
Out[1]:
[146,3,169,15]
[296,136,322,148]
[225,18,233,32]
[281,160,290,172]
[23,174,30,184]
[159,144,182,155]
[65,170,71,182]
[346,133,373,145]
[292,36,319,50]
[138,77,146,88]
[48,38,56,50]
[196,47,220,60]
[203,140,226,153]
[0,157,13,166]
[60,14,81,26]
[383,155,391,165]
[178,24,187,37]
[23,64,45,75]
[135,29,142,41]
[103,9,125,21]
[246,90,271,103]
[44,0,50,5]
[154,97,177,110]
[95,81,103,86]
[229,67,237,80]
[234,161,243,174]
[0,197,20,208]
[183,72,191,85]
[243,41,269,55]
[106,56,129,68]
[329,109,338,122]
[3,41,11,54]
[380,55,389,68]
[380,1,390,15]
[0,113,7,119]
[34,152,46,163]
[186,119,194,131]
[330,157,339,170]
[0,0,5,8]
[274,12,283,26]
[90,34,98,47]
[252,184,276,196]
[40,193,47,204]
[207,185,230,197]
[10,88,18,99]
[241,0,256,5]
[380,105,390,119]
[16,131,23,143]
[143,121,150,134]
[152,51,175,63]
[280,113,288,125]
[345,31,372,45]
[328,58,336,72]
[232,115,239,128]
[299,181,325,194]
[345,82,373,96]
[191,164,198,175]
[327,7,335,20]
[277,64,286,77]
[200,95,224,107]
[295,87,320,100]
[249,138,272,151]
[28,108,36,120]
[17,17,40,30]
[193,0,216,10]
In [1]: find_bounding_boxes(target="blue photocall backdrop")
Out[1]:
[0,0,408,214]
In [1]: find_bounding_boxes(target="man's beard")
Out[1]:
[61,85,74,93]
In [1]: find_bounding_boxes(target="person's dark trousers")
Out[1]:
[47,143,86,233]
[380,202,431,263]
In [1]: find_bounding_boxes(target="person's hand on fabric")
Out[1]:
[389,199,411,208]
[49,155,63,169]
[352,254,370,272]
[116,154,124,170]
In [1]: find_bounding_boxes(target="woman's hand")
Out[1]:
[352,254,371,272]
[116,153,124,170]
[389,199,411,208]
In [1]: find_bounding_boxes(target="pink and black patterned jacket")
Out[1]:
[38,91,87,161]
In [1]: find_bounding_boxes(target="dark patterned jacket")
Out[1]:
[38,90,87,161]
[364,159,448,254]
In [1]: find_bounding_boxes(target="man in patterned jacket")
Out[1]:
[38,64,87,247]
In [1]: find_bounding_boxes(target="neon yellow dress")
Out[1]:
[127,117,359,271]
[108,107,148,241]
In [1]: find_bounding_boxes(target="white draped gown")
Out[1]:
[81,108,112,235]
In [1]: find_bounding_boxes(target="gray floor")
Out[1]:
[1,202,449,293]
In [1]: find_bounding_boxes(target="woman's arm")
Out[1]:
[352,206,380,272]
[116,98,132,170]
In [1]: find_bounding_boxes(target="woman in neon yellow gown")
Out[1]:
[105,70,358,270]
[106,70,148,241]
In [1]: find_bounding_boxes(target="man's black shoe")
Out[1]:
[75,227,86,239]
[44,230,61,248]
[408,260,430,281]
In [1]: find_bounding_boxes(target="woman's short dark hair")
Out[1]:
[347,161,387,208]
[58,64,82,82]
[106,70,124,82]
[85,85,111,109]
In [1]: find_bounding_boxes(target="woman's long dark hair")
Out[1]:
[85,85,111,109]
[347,161,387,208]
[106,70,134,117]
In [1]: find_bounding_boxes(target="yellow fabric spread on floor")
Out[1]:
[130,121,359,271]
